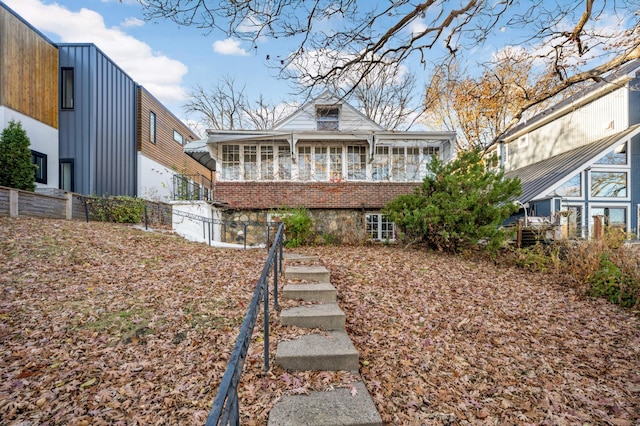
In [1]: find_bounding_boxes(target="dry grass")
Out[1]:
[1,217,639,425]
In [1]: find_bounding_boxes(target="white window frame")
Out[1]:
[588,203,630,235]
[366,213,395,241]
[221,144,241,180]
[374,145,438,182]
[347,145,367,181]
[173,130,184,145]
[589,170,629,200]
[243,146,258,180]
[561,203,585,239]
[316,107,340,131]
[373,146,390,181]
[277,145,292,180]
[221,143,291,181]
[550,172,583,198]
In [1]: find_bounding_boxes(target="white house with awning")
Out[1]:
[184,91,456,242]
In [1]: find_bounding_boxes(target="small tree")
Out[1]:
[383,149,521,253]
[0,120,36,191]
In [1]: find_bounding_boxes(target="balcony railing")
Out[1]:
[173,174,214,202]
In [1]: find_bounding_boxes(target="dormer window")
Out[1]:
[316,107,339,131]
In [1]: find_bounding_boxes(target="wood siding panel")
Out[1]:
[0,6,58,129]
[137,87,211,178]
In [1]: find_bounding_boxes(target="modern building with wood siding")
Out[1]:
[1,1,208,201]
[0,2,59,189]
[137,86,213,201]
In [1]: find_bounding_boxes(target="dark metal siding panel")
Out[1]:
[93,49,137,197]
[58,45,96,196]
[631,134,640,234]
[58,44,137,197]
[629,78,640,126]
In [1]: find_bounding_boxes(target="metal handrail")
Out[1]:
[205,222,284,425]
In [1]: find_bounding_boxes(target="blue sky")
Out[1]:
[3,0,635,135]
[3,0,297,132]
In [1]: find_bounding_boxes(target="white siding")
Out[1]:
[505,86,629,171]
[137,153,175,201]
[275,95,382,132]
[1,106,59,190]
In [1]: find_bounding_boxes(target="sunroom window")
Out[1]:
[243,146,258,180]
[347,146,366,180]
[261,146,274,179]
[329,147,343,180]
[373,146,390,181]
[278,146,291,179]
[298,146,312,180]
[222,145,240,180]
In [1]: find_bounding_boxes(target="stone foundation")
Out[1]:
[220,209,371,245]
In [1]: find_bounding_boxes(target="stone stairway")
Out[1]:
[268,254,382,426]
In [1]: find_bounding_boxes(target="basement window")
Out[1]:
[366,213,395,241]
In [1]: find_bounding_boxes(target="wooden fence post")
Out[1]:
[517,219,523,248]
[65,193,73,220]
[593,215,604,240]
[9,189,18,217]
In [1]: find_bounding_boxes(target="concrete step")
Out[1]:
[283,253,320,264]
[285,265,330,283]
[268,381,383,426]
[280,303,345,330]
[276,331,359,371]
[283,282,337,303]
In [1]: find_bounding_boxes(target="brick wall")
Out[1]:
[214,182,420,209]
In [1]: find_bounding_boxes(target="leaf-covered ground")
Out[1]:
[1,217,639,425]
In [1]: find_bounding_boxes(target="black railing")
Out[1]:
[205,222,284,425]
[173,174,214,202]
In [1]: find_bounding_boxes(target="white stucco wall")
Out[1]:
[137,153,176,202]
[171,201,220,244]
[0,106,59,190]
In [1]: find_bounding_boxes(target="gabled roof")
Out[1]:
[505,123,640,203]
[273,90,384,131]
[502,59,640,140]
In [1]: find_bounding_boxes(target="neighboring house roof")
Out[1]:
[184,139,217,171]
[505,123,640,203]
[502,59,640,141]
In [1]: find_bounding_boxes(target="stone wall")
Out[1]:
[221,208,371,245]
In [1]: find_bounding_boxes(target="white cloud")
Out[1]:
[121,17,144,28]
[3,0,188,105]
[213,38,249,56]
[408,18,428,37]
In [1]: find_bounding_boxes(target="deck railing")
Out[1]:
[173,174,214,202]
[205,222,284,425]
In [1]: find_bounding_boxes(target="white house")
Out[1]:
[185,91,457,242]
